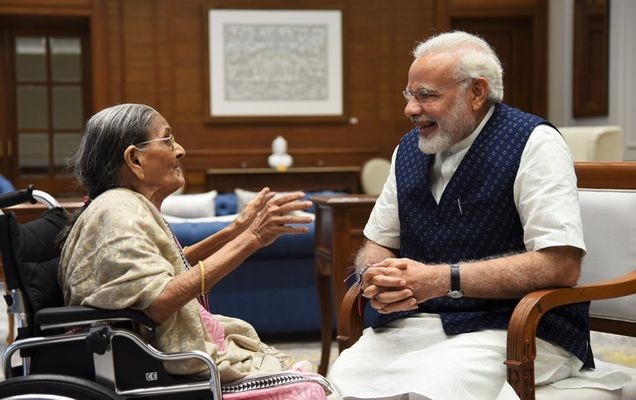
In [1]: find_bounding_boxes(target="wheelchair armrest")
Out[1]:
[35,305,157,331]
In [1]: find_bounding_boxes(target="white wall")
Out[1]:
[548,0,636,160]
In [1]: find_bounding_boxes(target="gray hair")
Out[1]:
[413,31,504,103]
[71,103,158,199]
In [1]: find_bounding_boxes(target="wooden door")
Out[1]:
[0,15,91,196]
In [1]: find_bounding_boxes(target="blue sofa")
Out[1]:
[167,193,331,338]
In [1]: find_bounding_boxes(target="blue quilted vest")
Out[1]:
[373,103,593,367]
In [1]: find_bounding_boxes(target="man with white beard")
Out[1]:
[326,31,625,400]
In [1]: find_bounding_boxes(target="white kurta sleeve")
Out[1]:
[363,147,401,249]
[514,125,586,253]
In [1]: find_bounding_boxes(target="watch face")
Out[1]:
[447,290,464,299]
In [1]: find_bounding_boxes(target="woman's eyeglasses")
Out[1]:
[134,135,175,151]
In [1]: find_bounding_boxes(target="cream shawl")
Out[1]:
[59,188,290,380]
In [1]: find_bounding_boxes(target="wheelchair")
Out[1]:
[0,186,224,399]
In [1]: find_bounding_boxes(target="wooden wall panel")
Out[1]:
[376,0,438,155]
[0,0,92,16]
[1,0,547,195]
[92,0,437,182]
[572,0,609,117]
[104,0,122,104]
[437,0,548,117]
[453,17,534,112]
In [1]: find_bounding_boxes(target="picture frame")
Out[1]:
[205,7,345,122]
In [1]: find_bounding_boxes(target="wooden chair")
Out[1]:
[337,161,636,400]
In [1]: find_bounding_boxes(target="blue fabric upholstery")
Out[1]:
[0,174,15,195]
[214,193,238,216]
[213,190,344,216]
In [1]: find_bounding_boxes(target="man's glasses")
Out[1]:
[403,79,472,103]
[402,88,438,103]
[135,135,175,151]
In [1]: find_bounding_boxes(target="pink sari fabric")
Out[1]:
[198,303,226,351]
[197,305,329,399]
[223,381,326,399]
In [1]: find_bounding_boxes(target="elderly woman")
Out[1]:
[58,103,320,387]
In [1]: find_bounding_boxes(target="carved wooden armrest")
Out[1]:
[505,269,636,400]
[337,281,368,350]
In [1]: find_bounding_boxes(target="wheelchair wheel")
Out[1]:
[0,374,124,399]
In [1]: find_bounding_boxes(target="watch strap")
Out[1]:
[450,263,461,293]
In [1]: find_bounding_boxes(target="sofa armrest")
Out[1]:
[505,269,636,400]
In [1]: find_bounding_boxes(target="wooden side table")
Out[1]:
[206,166,361,193]
[311,195,376,376]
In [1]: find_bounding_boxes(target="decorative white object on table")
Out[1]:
[268,136,293,171]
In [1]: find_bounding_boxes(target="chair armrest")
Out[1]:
[337,281,367,351]
[35,305,157,331]
[505,269,636,400]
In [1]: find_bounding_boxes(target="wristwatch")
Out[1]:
[447,263,464,298]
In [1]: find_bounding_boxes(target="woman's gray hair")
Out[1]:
[58,103,158,247]
[413,31,504,103]
[71,103,158,199]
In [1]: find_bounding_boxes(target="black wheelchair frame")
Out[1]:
[0,186,222,399]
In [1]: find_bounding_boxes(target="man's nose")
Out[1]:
[404,99,422,118]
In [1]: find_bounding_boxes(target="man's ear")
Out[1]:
[123,145,145,179]
[469,77,489,111]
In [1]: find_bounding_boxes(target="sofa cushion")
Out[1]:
[215,193,238,216]
[235,188,293,213]
[161,190,217,218]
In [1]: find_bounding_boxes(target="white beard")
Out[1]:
[418,128,457,154]
[416,92,477,154]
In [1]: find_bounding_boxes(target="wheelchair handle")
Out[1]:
[0,185,60,210]
[32,189,61,209]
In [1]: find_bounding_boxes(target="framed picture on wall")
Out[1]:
[205,7,345,122]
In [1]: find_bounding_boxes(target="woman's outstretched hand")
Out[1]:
[247,191,313,247]
[231,188,276,233]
